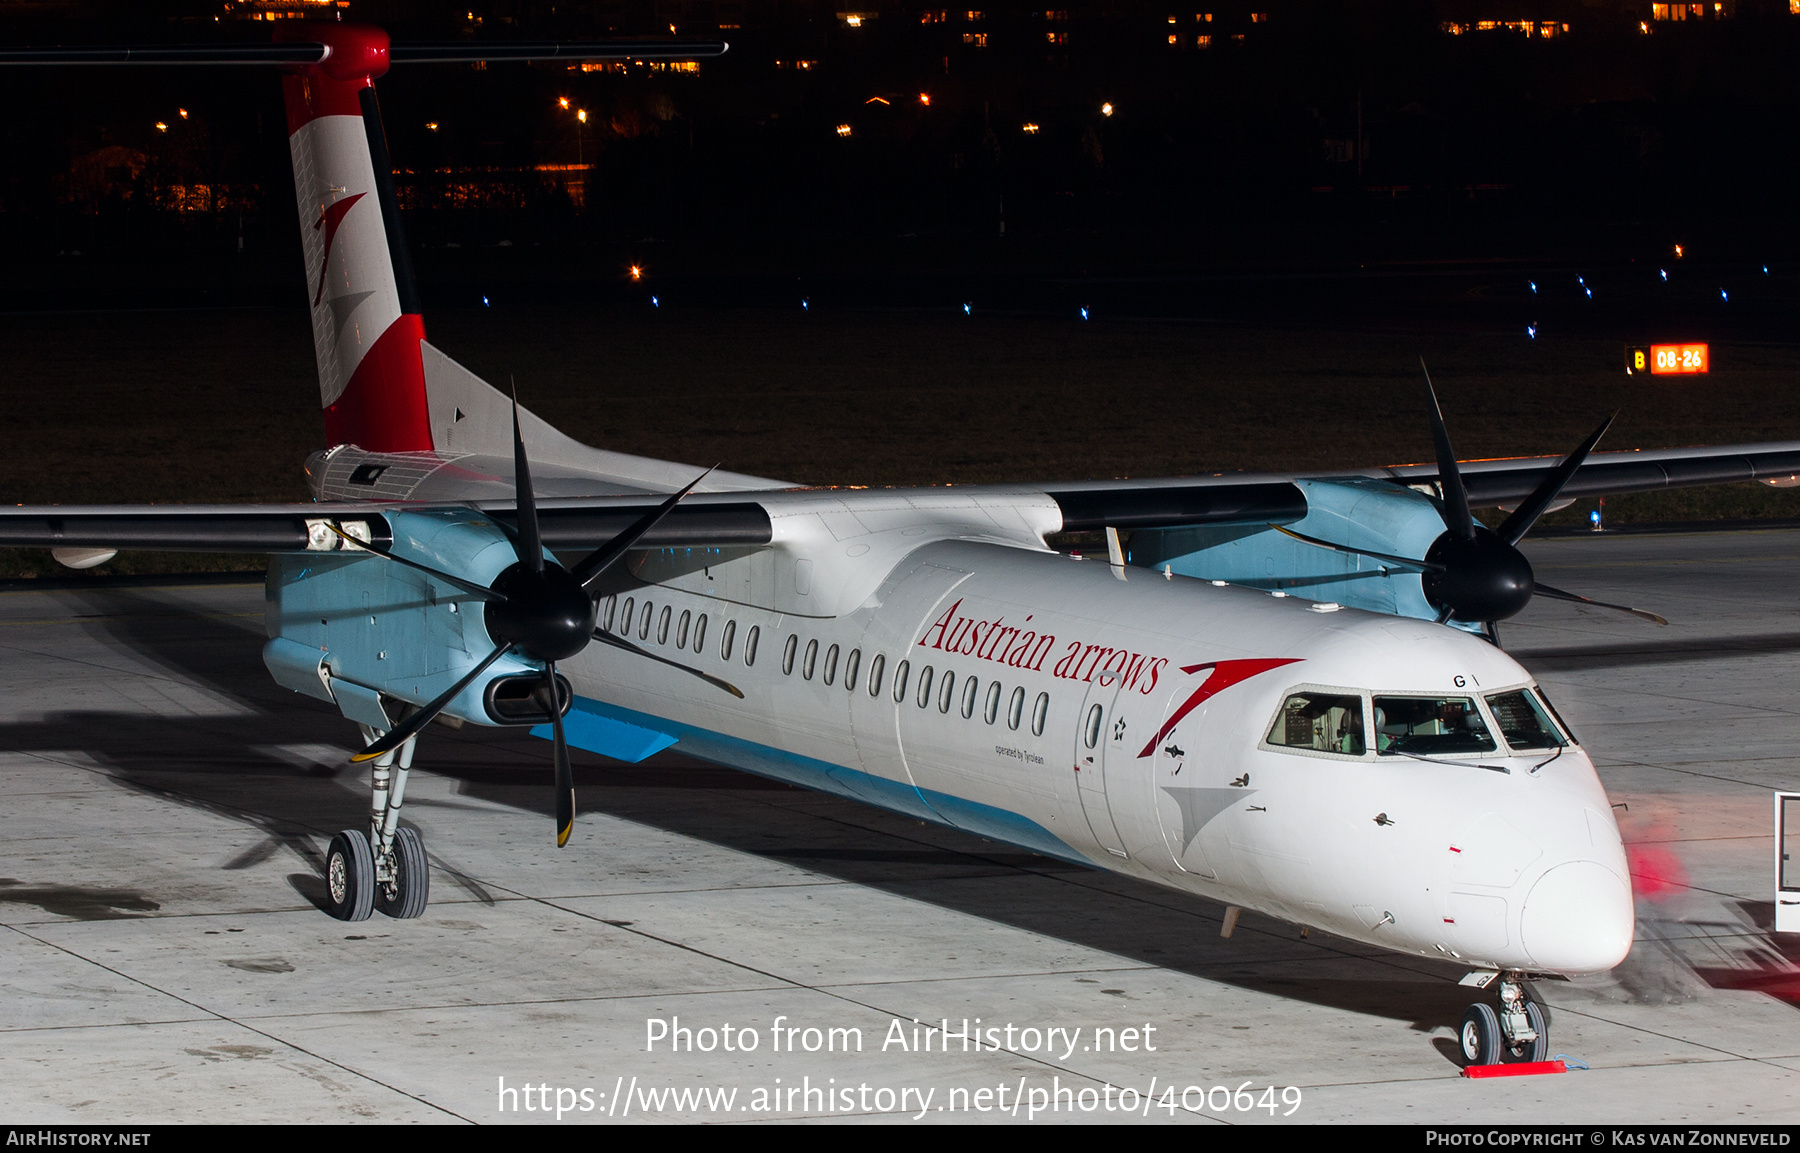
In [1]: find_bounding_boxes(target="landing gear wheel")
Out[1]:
[325,830,375,922]
[1459,1003,1502,1067]
[377,826,430,919]
[1506,1000,1550,1063]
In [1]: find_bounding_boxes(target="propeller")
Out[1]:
[346,389,741,846]
[1273,361,1666,638]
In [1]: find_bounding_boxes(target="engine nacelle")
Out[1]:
[263,506,555,730]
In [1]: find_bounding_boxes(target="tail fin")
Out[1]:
[276,23,433,453]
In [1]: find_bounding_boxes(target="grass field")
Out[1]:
[2,303,1797,577]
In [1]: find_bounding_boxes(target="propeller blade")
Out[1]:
[509,382,544,574]
[1494,413,1616,546]
[324,523,508,603]
[1421,359,1476,541]
[1270,524,1447,573]
[352,642,517,762]
[591,626,745,698]
[569,466,716,592]
[1533,582,1669,626]
[536,663,576,847]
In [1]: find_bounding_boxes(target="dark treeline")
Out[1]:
[2,0,1798,306]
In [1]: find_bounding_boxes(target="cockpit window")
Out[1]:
[1484,689,1567,751]
[1373,696,1496,757]
[1267,692,1365,756]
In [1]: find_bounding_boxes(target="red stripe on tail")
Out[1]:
[323,314,434,452]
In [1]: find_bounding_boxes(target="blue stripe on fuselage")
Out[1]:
[542,694,1090,867]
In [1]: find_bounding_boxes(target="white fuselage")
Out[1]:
[547,535,1634,977]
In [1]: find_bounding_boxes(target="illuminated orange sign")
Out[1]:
[1626,343,1709,375]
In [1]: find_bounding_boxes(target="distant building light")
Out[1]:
[1022,122,1040,133]
[1196,34,1211,45]
[155,121,168,132]
[425,121,439,131]
[559,97,569,109]
[1101,102,1114,116]
[1167,14,1177,22]
[1046,30,1067,42]
[1674,244,1684,258]
[630,265,643,280]
[178,109,188,120]
[963,32,988,44]
[846,14,862,25]
[1250,11,1268,21]
[577,109,587,123]
[1201,11,1213,19]
[920,93,931,105]
[921,9,947,21]
[1169,33,1179,43]
[964,10,984,20]
[836,123,853,136]
[866,96,890,104]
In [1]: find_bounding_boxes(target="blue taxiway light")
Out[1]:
[651,296,660,307]
[1527,323,1538,339]
[481,296,490,307]
[1720,289,1729,302]
[1529,281,1537,293]
[1660,270,1668,281]
[962,302,972,315]
[1079,307,1090,320]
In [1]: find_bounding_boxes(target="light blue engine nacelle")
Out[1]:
[261,507,552,731]
[1130,478,1470,627]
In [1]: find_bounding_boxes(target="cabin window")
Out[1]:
[1007,686,1026,731]
[868,654,886,697]
[893,659,909,702]
[692,614,708,653]
[983,681,1001,724]
[602,595,617,632]
[721,620,737,661]
[657,606,672,645]
[938,670,956,713]
[1373,695,1495,757]
[1267,692,1366,755]
[803,638,818,680]
[1483,689,1566,751]
[823,644,840,686]
[1031,692,1049,736]
[961,677,979,719]
[844,648,861,692]
[916,665,934,708]
[639,601,654,641]
[783,633,798,675]
[745,625,760,666]
[620,597,635,635]
[677,609,691,649]
[1083,703,1103,749]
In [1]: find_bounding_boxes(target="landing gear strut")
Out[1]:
[325,730,429,921]
[1459,972,1548,1066]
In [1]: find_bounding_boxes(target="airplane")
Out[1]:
[7,21,1800,1072]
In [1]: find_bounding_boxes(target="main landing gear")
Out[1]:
[325,729,429,922]
[1459,971,1549,1066]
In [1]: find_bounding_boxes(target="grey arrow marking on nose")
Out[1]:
[1161,787,1252,850]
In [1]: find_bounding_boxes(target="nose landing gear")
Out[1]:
[1459,972,1548,1066]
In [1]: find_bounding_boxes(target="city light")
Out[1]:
[178,109,188,120]
[867,96,890,105]
[1101,102,1114,116]
[846,14,863,26]
[836,123,853,136]
[920,93,931,105]
[559,97,569,109]
[629,265,642,281]
[155,122,167,132]
[426,122,439,131]
[577,109,587,123]
[1022,122,1040,133]
[1674,244,1684,258]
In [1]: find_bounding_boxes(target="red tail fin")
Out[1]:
[277,23,433,453]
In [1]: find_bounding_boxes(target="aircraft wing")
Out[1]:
[3,437,1797,554]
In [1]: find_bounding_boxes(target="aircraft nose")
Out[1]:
[1519,860,1634,973]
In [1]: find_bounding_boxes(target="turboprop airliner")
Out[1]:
[7,22,1800,1069]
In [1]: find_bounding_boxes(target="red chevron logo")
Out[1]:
[312,192,366,306]
[1135,658,1302,759]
